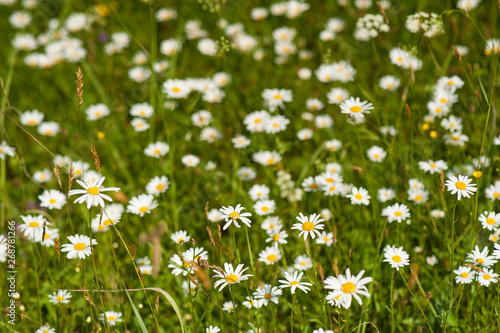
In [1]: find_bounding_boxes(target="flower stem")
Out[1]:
[244,226,254,270]
[400,270,434,333]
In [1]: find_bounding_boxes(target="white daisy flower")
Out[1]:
[36,325,55,333]
[479,211,500,231]
[466,245,497,268]
[19,215,47,241]
[171,230,190,244]
[445,175,477,200]
[253,199,275,216]
[146,176,170,196]
[99,311,123,326]
[265,226,288,245]
[212,263,252,291]
[383,245,410,270]
[381,203,411,223]
[38,189,67,210]
[130,103,154,118]
[294,254,313,271]
[219,204,252,230]
[253,284,282,306]
[339,97,374,120]
[181,154,200,167]
[126,194,159,216]
[48,289,72,304]
[346,187,371,205]
[279,270,312,294]
[20,109,44,126]
[323,268,372,309]
[315,231,335,246]
[453,266,476,284]
[68,177,120,209]
[258,246,282,265]
[478,268,499,287]
[291,212,325,241]
[61,234,97,259]
[144,141,170,158]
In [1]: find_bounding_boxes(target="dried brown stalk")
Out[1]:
[76,67,83,108]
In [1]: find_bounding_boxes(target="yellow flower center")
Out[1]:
[455,181,467,190]
[172,87,180,93]
[354,194,362,200]
[397,57,402,62]
[267,158,275,165]
[350,106,362,113]
[476,258,484,264]
[44,233,50,239]
[104,219,114,225]
[448,81,455,85]
[254,118,262,124]
[57,296,64,302]
[473,171,482,178]
[225,274,239,283]
[267,254,277,262]
[323,237,329,242]
[74,242,86,251]
[230,212,240,219]
[440,98,447,103]
[154,149,161,154]
[435,108,442,113]
[387,83,393,88]
[484,274,491,280]
[460,272,469,278]
[156,184,165,191]
[310,183,319,189]
[262,206,269,212]
[374,154,379,159]
[494,193,500,198]
[139,206,148,213]
[273,234,280,242]
[394,211,402,217]
[108,316,115,321]
[29,120,35,125]
[486,218,496,225]
[29,221,39,228]
[49,199,56,204]
[264,293,272,299]
[302,221,315,231]
[274,94,282,99]
[392,255,402,263]
[87,187,100,195]
[290,280,299,286]
[99,225,106,230]
[342,282,356,294]
[415,195,423,201]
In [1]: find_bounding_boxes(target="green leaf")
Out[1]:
[478,78,490,105]
[145,287,185,333]
[125,290,149,333]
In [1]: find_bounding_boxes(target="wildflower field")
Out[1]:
[2,0,500,332]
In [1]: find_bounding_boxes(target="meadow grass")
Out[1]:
[1,0,500,332]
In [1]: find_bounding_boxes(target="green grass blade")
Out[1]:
[125,290,149,333]
[145,287,185,333]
